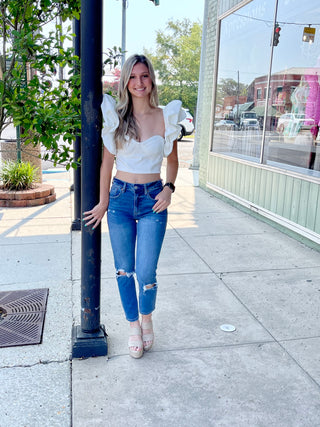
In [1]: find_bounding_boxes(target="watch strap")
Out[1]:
[164,182,175,193]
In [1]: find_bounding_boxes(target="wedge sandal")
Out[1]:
[141,321,154,351]
[128,327,143,359]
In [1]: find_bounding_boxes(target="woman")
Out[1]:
[83,54,185,358]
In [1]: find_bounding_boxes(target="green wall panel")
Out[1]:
[315,194,320,234]
[270,173,278,213]
[276,174,287,216]
[248,166,256,202]
[306,183,319,231]
[298,181,311,227]
[291,180,302,223]
[207,155,320,238]
[283,176,294,219]
[264,170,273,210]
[253,168,262,206]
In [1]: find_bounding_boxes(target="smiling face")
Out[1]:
[127,62,153,100]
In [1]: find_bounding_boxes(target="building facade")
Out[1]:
[195,0,320,247]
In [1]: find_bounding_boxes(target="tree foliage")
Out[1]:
[145,19,202,117]
[0,1,121,169]
[0,0,81,169]
[216,78,248,105]
[103,67,121,98]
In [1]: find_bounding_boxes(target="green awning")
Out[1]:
[238,102,254,112]
[252,105,277,117]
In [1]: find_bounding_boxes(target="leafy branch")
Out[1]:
[0,0,122,170]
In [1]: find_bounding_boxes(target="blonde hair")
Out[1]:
[115,54,159,148]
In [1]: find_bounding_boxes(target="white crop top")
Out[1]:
[101,94,186,174]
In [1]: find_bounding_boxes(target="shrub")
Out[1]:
[0,161,39,191]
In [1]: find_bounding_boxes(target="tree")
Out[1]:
[0,1,121,169]
[216,78,248,105]
[145,19,202,117]
[0,0,83,168]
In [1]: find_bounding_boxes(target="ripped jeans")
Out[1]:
[107,178,167,322]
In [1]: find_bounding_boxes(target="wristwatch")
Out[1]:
[164,182,175,193]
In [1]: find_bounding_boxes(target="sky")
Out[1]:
[103,0,205,59]
[218,0,320,86]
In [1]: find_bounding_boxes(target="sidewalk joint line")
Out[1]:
[0,358,71,370]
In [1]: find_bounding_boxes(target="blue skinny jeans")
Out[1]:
[107,178,167,322]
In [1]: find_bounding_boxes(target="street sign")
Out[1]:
[303,27,315,43]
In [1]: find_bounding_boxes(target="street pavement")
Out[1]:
[0,153,320,426]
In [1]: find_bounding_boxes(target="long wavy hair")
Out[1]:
[114,54,159,148]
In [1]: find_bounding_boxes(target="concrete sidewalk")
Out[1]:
[1,166,320,427]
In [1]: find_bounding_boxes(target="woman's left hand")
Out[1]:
[152,186,173,213]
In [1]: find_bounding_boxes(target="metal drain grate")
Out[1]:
[0,288,49,348]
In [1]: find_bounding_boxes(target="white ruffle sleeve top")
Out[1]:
[101,94,186,174]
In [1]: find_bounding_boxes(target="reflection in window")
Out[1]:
[212,0,273,160]
[213,0,320,175]
[265,0,320,173]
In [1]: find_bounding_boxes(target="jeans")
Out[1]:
[107,178,168,322]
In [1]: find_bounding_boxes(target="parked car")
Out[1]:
[239,112,259,130]
[276,113,314,134]
[179,108,195,140]
[160,106,194,140]
[214,119,238,130]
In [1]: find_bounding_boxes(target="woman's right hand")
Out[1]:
[83,199,109,230]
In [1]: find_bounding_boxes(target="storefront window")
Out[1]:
[264,0,320,173]
[213,0,320,175]
[212,0,272,160]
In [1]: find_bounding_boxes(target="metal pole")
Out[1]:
[16,125,21,162]
[71,16,82,231]
[121,0,126,67]
[237,70,239,123]
[260,0,279,164]
[72,0,107,359]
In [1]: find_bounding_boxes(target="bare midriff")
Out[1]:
[115,171,161,184]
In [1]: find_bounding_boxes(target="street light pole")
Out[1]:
[121,0,127,67]
[72,0,107,359]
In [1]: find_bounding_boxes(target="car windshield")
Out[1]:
[244,113,256,118]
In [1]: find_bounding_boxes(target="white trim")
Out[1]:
[207,5,222,184]
[218,0,252,19]
[206,181,320,246]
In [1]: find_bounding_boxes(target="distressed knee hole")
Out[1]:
[143,283,157,291]
[116,269,134,278]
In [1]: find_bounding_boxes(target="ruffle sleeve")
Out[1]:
[163,100,186,157]
[101,94,119,155]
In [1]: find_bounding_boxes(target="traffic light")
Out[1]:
[273,23,281,46]
[149,0,159,5]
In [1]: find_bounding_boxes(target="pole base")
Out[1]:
[71,325,108,359]
[71,218,82,231]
